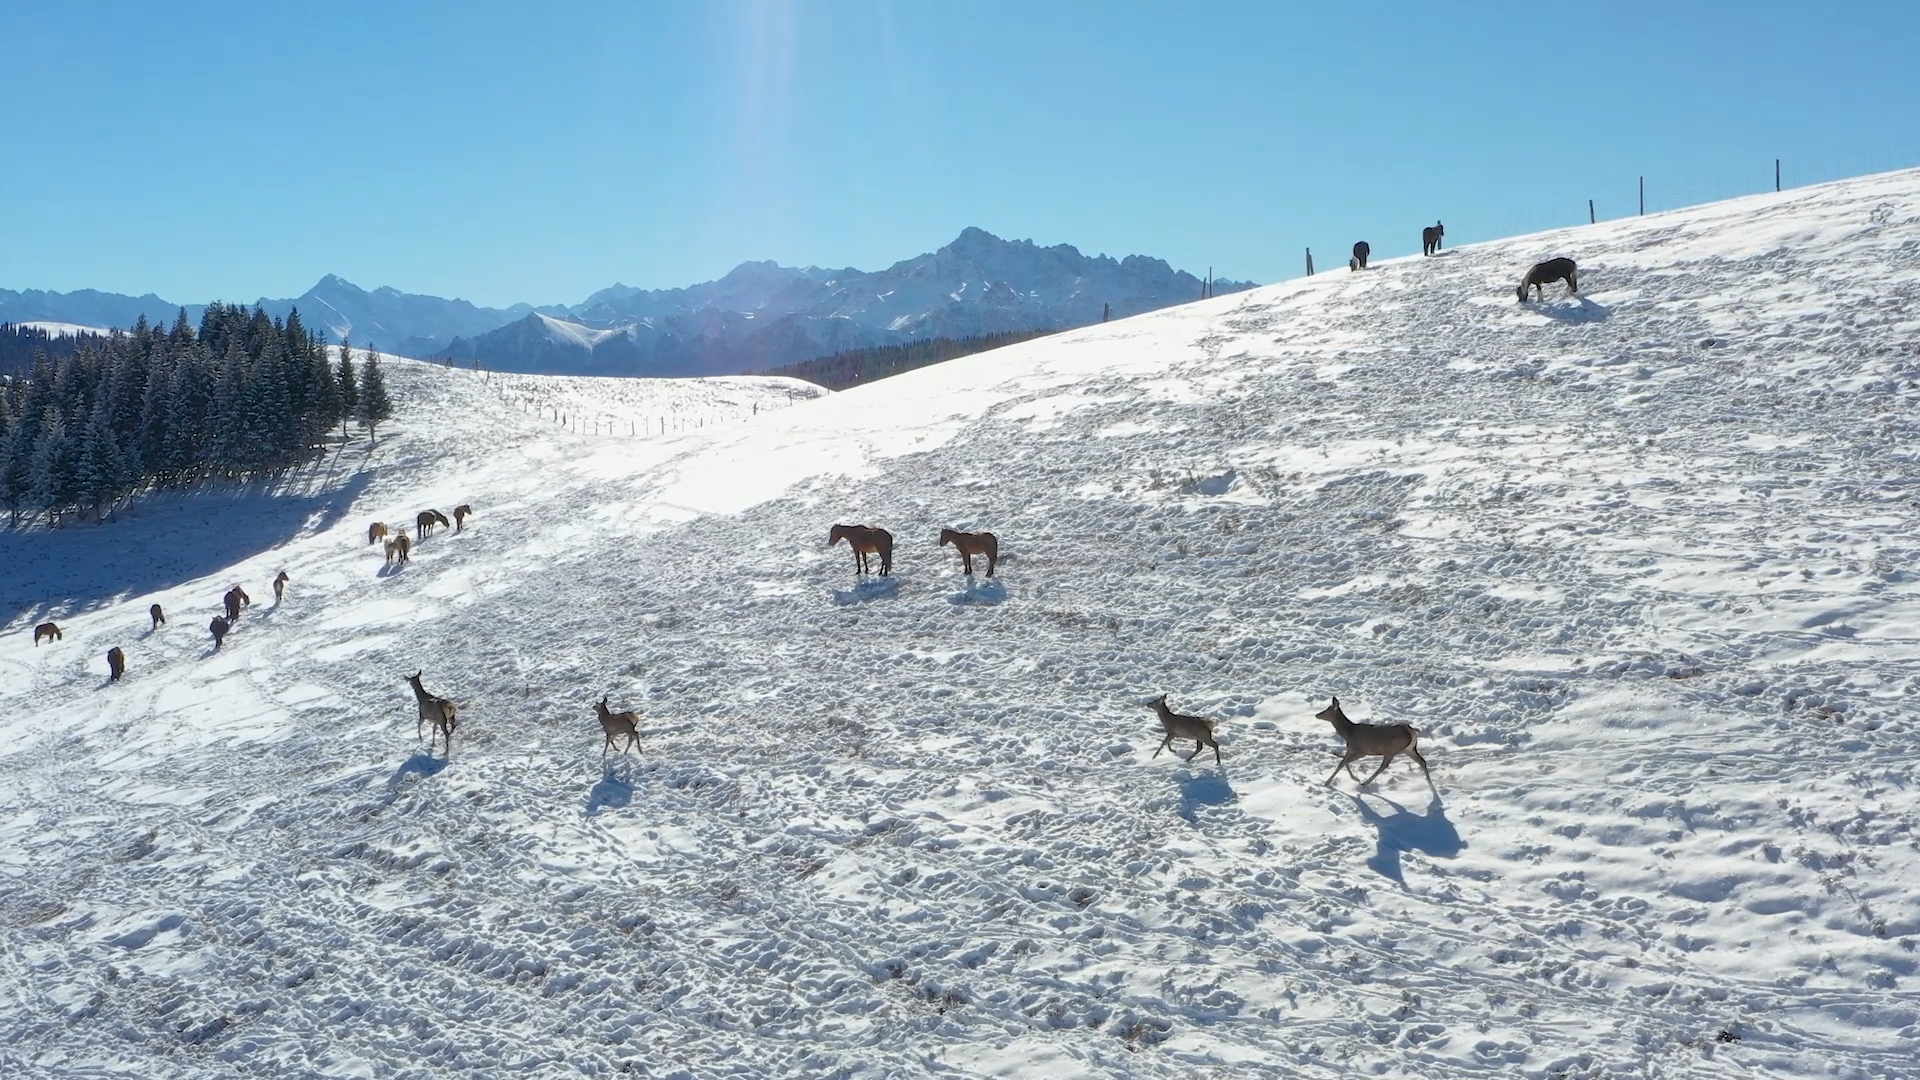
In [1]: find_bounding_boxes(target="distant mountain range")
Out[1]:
[0,229,1252,377]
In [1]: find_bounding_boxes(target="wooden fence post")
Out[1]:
[1589,199,1595,224]
[1639,176,1645,216]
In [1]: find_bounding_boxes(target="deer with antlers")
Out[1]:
[1313,696,1433,789]
[407,670,460,757]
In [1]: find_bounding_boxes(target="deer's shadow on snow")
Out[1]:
[586,758,637,815]
[386,751,449,797]
[1173,766,1236,824]
[1347,792,1463,884]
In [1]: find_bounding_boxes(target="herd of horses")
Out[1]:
[369,504,471,566]
[1345,222,1580,304]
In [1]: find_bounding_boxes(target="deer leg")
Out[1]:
[1358,753,1396,786]
[1154,734,1173,759]
[1409,746,1434,789]
[1209,736,1222,765]
[1326,757,1356,786]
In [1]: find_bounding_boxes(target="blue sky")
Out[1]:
[3,1,1916,308]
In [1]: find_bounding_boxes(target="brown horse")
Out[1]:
[107,646,126,682]
[385,535,412,566]
[1422,221,1445,256]
[938,529,998,577]
[273,572,290,603]
[368,521,389,546]
[209,615,230,649]
[453,504,473,532]
[416,509,451,541]
[34,621,61,645]
[829,524,893,576]
[594,695,641,757]
[224,586,250,622]
[150,603,165,630]
[407,670,459,756]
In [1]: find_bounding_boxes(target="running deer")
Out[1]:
[1313,696,1433,789]
[407,670,459,756]
[1148,694,1222,764]
[593,695,641,757]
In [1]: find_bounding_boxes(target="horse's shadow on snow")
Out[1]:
[1346,791,1464,884]
[1533,297,1611,323]
[831,577,903,605]
[586,758,637,815]
[1173,766,1236,824]
[946,578,1008,606]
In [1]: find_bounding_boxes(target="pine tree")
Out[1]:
[28,413,78,526]
[77,395,123,520]
[0,417,32,527]
[336,340,359,437]
[358,345,392,440]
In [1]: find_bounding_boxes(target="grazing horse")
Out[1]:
[1517,257,1579,303]
[1350,241,1371,271]
[594,695,641,757]
[273,572,290,603]
[33,621,61,645]
[938,528,998,577]
[385,534,412,566]
[209,616,230,649]
[150,604,166,630]
[829,524,893,577]
[1422,221,1445,256]
[107,646,126,682]
[416,509,451,541]
[368,521,389,546]
[407,670,459,757]
[224,586,250,622]
[453,504,473,532]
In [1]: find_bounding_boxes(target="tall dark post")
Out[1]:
[1102,302,1110,323]
[1776,158,1781,192]
[1305,248,1315,276]
[1639,176,1645,216]
[1589,199,1596,224]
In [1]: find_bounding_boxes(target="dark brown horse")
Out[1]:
[1517,257,1579,303]
[1350,241,1370,270]
[107,646,126,682]
[224,586,250,622]
[368,521,389,546]
[1422,221,1445,256]
[150,603,165,630]
[829,524,893,577]
[938,529,998,577]
[209,616,230,649]
[33,621,61,645]
[453,504,473,532]
[273,572,289,603]
[416,509,451,541]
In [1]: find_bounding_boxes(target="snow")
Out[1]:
[11,320,109,338]
[5,169,1920,1079]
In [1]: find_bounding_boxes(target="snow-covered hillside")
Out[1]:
[4,170,1920,1080]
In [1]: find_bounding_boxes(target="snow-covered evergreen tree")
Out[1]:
[358,346,392,441]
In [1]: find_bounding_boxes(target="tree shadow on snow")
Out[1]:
[1346,791,1464,885]
[1532,297,1611,323]
[0,468,375,629]
[946,578,1008,606]
[830,577,903,605]
[585,758,637,815]
[1174,766,1236,824]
